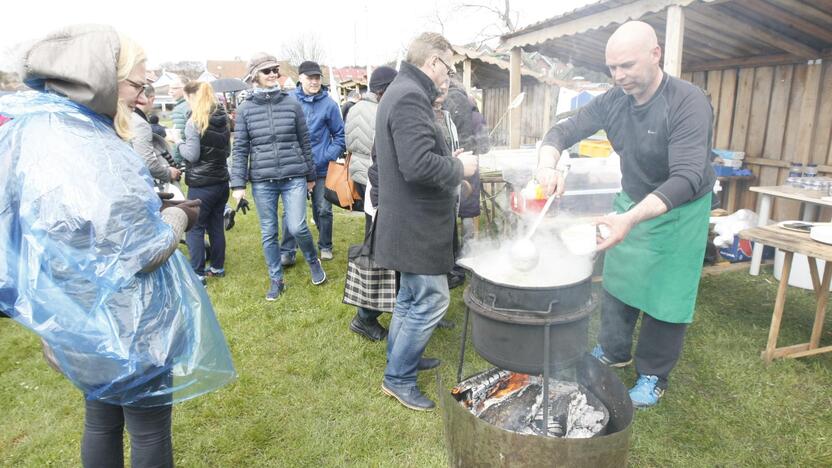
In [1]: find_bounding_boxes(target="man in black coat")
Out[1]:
[374,32,478,411]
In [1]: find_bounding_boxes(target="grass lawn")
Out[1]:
[2,202,832,467]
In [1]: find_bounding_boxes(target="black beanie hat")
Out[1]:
[369,66,398,93]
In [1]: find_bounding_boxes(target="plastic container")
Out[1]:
[774,249,832,291]
[578,139,613,158]
[805,164,818,177]
[789,162,804,178]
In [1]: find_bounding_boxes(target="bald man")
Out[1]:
[536,21,715,408]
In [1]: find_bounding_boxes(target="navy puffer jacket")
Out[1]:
[230,89,314,189]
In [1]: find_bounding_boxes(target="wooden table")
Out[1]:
[740,224,832,363]
[748,185,832,275]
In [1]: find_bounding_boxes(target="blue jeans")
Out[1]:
[383,273,449,388]
[185,182,228,275]
[281,176,332,254]
[251,178,318,281]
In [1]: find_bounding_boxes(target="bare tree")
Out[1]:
[159,61,204,80]
[281,34,327,66]
[459,0,518,33]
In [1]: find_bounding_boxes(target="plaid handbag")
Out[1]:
[342,216,397,312]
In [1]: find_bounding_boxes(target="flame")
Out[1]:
[488,372,530,400]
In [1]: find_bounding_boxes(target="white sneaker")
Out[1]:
[320,249,333,261]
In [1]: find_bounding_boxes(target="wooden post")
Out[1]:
[509,47,522,149]
[542,85,552,135]
[796,59,824,166]
[664,5,685,77]
[463,59,472,94]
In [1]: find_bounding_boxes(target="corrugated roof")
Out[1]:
[498,0,832,73]
[451,45,567,88]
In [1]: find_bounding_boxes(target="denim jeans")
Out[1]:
[185,181,229,275]
[383,273,449,388]
[82,399,173,468]
[281,176,332,254]
[251,177,318,281]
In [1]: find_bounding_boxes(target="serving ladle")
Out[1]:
[509,193,559,271]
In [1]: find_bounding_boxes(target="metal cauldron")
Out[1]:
[463,270,595,374]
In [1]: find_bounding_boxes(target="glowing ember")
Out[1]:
[452,368,609,438]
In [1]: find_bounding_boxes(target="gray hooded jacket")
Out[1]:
[22,24,187,269]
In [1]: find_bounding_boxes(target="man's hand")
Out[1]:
[168,166,182,181]
[307,180,316,191]
[593,212,635,251]
[457,150,478,177]
[536,166,566,197]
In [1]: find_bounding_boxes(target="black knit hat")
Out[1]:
[369,66,397,93]
[298,61,323,76]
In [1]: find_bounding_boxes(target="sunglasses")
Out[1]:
[435,56,456,77]
[259,67,280,76]
[125,78,150,97]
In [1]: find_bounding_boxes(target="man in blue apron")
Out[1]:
[537,21,715,408]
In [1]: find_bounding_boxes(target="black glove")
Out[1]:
[161,199,201,231]
[236,198,250,215]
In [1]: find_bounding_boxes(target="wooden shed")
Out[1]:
[498,0,832,219]
[451,45,566,147]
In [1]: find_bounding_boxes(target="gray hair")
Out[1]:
[406,32,452,67]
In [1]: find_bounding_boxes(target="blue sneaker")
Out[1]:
[309,259,326,285]
[590,344,633,368]
[265,279,285,301]
[629,375,664,408]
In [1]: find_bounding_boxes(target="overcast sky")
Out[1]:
[1,0,594,71]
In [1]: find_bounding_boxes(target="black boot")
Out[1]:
[349,314,388,341]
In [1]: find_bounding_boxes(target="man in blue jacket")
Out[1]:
[281,61,346,263]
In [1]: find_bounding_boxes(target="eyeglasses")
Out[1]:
[124,78,149,97]
[435,56,456,77]
[259,67,280,76]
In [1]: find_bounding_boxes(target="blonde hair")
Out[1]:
[114,33,146,141]
[184,81,218,136]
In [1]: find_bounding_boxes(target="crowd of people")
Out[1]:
[0,18,716,467]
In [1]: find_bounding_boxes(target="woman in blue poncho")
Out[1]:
[0,25,235,467]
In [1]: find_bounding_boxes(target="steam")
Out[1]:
[458,215,596,287]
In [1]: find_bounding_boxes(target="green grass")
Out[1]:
[2,206,832,467]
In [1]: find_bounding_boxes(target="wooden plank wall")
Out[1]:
[682,60,832,221]
[483,83,560,147]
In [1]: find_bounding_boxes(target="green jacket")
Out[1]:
[170,98,190,163]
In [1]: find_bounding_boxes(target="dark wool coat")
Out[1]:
[373,62,464,275]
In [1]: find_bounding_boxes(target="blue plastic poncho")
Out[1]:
[0,92,236,407]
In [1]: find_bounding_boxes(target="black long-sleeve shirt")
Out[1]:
[543,74,715,210]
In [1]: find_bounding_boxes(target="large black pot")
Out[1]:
[464,271,594,374]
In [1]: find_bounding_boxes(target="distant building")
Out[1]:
[206,60,247,79]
